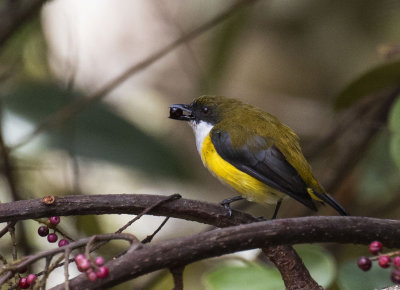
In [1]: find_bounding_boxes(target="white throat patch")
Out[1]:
[189,120,214,155]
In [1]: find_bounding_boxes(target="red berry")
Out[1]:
[26,273,36,285]
[394,256,400,267]
[77,258,91,272]
[357,256,372,271]
[47,233,58,243]
[392,269,400,284]
[58,239,69,247]
[38,226,49,237]
[87,270,97,281]
[18,277,29,289]
[95,266,109,279]
[49,216,61,225]
[378,255,391,268]
[369,241,383,255]
[95,256,104,266]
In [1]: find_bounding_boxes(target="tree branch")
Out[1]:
[0,194,319,288]
[49,216,400,289]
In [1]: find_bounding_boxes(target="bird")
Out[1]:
[169,95,348,218]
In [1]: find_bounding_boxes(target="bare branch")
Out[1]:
[49,216,400,289]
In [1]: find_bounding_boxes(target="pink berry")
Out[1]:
[26,273,36,285]
[394,256,400,267]
[392,269,400,284]
[87,270,97,281]
[18,277,29,289]
[378,255,391,268]
[369,241,383,255]
[58,239,69,247]
[47,233,58,243]
[96,266,109,279]
[357,256,372,271]
[95,256,104,266]
[49,216,61,225]
[38,226,49,237]
[77,258,91,272]
[75,254,85,263]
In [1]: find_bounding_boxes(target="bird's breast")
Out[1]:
[199,132,284,205]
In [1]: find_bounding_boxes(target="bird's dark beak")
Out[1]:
[169,104,194,121]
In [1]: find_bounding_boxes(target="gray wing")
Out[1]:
[211,129,317,211]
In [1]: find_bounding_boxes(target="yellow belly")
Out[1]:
[200,134,284,205]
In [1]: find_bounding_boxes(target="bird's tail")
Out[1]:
[313,191,348,216]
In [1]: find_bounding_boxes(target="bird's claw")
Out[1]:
[221,202,233,216]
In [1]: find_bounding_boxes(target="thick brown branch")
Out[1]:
[0,194,318,288]
[49,216,400,289]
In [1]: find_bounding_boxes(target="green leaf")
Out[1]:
[338,260,390,290]
[389,96,400,171]
[204,245,336,290]
[295,245,336,287]
[335,60,400,109]
[204,263,283,290]
[3,81,189,179]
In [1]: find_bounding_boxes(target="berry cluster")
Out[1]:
[75,254,109,281]
[357,240,400,284]
[37,216,69,247]
[18,274,36,289]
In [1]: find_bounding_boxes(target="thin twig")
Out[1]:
[0,221,15,238]
[64,247,71,290]
[116,194,180,234]
[142,216,170,244]
[8,224,17,261]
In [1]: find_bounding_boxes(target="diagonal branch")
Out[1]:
[10,0,259,150]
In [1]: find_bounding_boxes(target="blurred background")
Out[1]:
[1,0,400,289]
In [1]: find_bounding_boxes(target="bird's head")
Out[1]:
[169,95,241,125]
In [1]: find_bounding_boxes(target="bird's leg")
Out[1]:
[220,195,244,216]
[271,199,282,219]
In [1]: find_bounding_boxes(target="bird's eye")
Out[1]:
[202,106,209,114]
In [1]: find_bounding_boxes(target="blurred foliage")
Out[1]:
[389,96,400,171]
[335,60,400,109]
[202,8,250,92]
[338,260,390,290]
[2,81,189,179]
[357,131,400,208]
[203,245,336,290]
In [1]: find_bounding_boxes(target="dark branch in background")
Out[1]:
[170,266,185,290]
[314,88,399,193]
[10,0,259,150]
[49,216,400,290]
[0,102,30,256]
[0,0,47,49]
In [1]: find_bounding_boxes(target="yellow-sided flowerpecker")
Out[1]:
[169,95,348,218]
